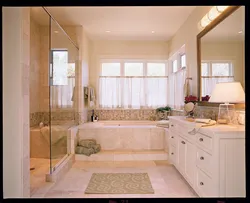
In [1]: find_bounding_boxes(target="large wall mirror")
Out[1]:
[197,6,245,107]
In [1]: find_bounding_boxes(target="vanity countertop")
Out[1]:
[169,116,245,136]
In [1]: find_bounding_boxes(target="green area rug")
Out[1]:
[85,173,155,194]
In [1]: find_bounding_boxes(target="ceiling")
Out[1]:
[31,6,196,41]
[202,6,245,42]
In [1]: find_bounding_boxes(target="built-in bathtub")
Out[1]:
[78,120,168,151]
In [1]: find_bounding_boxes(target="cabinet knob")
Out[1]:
[181,141,186,144]
[171,136,174,139]
[200,182,204,186]
[171,152,174,155]
[200,156,204,160]
[199,138,203,142]
[171,124,174,127]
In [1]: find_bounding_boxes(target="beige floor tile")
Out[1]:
[115,161,156,168]
[36,160,198,198]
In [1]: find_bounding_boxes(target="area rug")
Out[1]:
[84,173,155,194]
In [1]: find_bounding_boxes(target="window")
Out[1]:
[181,54,186,68]
[201,61,234,96]
[172,60,178,73]
[99,60,167,109]
[50,50,75,108]
[168,49,187,110]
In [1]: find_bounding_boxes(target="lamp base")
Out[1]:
[217,103,236,124]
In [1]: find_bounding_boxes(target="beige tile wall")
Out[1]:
[30,18,40,114]
[30,23,90,127]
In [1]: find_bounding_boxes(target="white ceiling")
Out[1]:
[31,6,196,41]
[202,6,245,42]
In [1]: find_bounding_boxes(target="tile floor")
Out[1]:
[30,158,61,196]
[30,160,198,198]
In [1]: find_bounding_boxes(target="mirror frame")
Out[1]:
[196,6,244,109]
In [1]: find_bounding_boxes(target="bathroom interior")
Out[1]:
[2,5,245,198]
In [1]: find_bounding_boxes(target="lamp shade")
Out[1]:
[209,82,245,103]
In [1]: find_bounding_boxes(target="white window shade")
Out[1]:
[99,61,168,109]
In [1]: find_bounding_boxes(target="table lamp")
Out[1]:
[209,82,245,124]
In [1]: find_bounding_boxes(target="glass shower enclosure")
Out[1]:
[39,7,79,174]
[49,16,79,173]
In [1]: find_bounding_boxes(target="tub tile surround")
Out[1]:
[87,106,245,123]
[78,126,165,151]
[87,109,162,121]
[195,106,245,124]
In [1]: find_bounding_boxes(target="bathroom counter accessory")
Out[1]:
[168,116,245,197]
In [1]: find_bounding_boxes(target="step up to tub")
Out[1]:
[75,150,168,161]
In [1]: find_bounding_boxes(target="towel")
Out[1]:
[156,120,169,128]
[75,146,95,156]
[84,87,88,99]
[184,78,190,98]
[92,144,101,153]
[188,120,216,135]
[71,87,76,102]
[156,124,169,128]
[89,87,95,102]
[79,139,97,148]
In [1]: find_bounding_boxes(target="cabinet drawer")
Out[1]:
[196,133,213,153]
[196,147,212,177]
[169,132,177,146]
[196,168,215,197]
[169,121,178,133]
[169,144,177,164]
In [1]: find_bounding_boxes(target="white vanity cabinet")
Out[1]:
[168,116,245,197]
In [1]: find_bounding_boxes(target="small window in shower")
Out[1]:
[50,50,68,86]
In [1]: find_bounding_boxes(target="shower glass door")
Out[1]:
[49,18,78,173]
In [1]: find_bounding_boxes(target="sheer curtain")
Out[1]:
[99,77,122,108]
[99,76,168,109]
[51,77,75,109]
[168,68,186,110]
[202,77,234,96]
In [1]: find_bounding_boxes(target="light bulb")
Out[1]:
[208,6,220,21]
[216,6,229,13]
[200,14,211,28]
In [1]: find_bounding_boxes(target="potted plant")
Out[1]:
[156,106,172,120]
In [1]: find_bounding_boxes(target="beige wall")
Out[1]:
[3,7,30,198]
[168,6,213,96]
[89,40,169,106]
[30,18,41,114]
[201,41,244,86]
[39,25,50,112]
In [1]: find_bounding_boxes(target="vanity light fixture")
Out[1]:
[199,6,229,29]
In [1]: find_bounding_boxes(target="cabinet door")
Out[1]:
[169,144,177,165]
[178,137,186,174]
[185,140,196,187]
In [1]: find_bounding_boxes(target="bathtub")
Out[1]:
[78,120,168,151]
[30,121,78,159]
